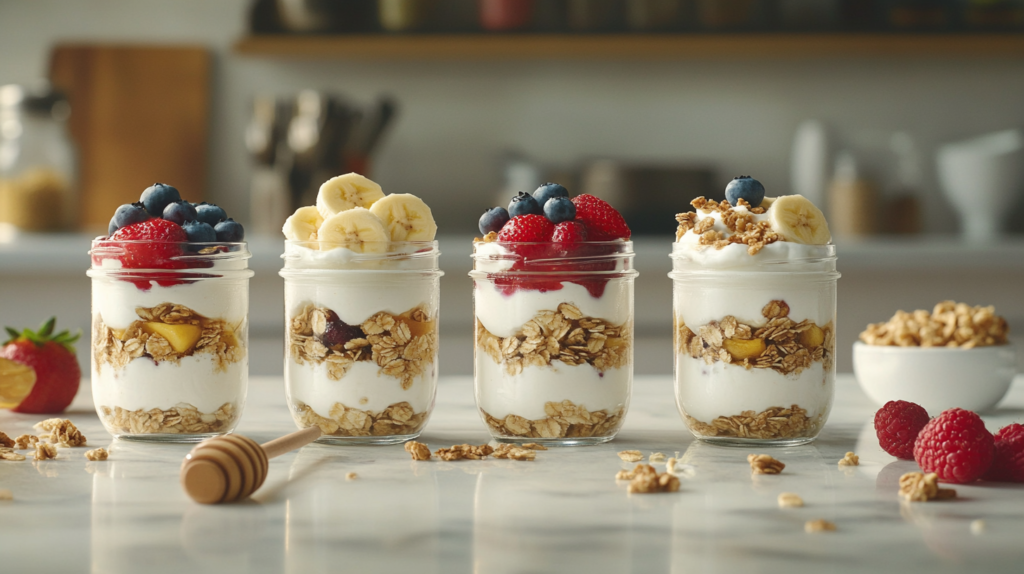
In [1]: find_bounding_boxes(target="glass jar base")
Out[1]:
[115,432,229,444]
[694,435,817,447]
[315,432,422,446]
[491,435,617,447]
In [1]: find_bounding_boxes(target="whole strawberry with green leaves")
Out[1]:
[0,318,81,413]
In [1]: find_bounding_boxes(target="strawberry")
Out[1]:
[551,220,588,244]
[497,214,554,243]
[1,318,80,414]
[571,194,630,241]
[109,219,188,288]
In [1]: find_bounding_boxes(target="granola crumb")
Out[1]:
[345,472,357,480]
[404,440,432,461]
[493,443,536,461]
[748,454,785,475]
[0,489,11,500]
[838,452,859,467]
[649,452,666,463]
[34,418,86,447]
[618,450,643,463]
[971,519,986,535]
[898,472,957,502]
[520,443,548,450]
[13,435,38,450]
[34,443,57,461]
[0,431,13,448]
[805,519,836,533]
[621,464,680,494]
[435,444,494,461]
[84,448,108,461]
[778,492,804,508]
[0,450,26,461]
[665,457,678,474]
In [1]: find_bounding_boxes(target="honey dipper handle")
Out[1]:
[260,426,322,459]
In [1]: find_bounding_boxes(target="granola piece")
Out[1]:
[898,472,957,502]
[13,434,38,450]
[405,440,432,461]
[34,418,86,447]
[0,431,13,448]
[435,444,494,461]
[84,448,108,461]
[648,452,666,463]
[0,489,11,500]
[805,519,836,533]
[778,492,804,508]
[748,453,785,475]
[617,450,643,463]
[34,443,57,460]
[971,519,986,535]
[520,443,548,450]
[623,464,680,494]
[492,443,537,461]
[1,450,26,461]
[837,452,859,467]
[345,472,358,480]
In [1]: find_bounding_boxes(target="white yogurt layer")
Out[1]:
[92,278,248,330]
[287,360,435,417]
[285,272,436,327]
[91,354,247,414]
[283,242,438,271]
[673,280,833,330]
[474,280,630,339]
[674,357,831,423]
[475,358,630,421]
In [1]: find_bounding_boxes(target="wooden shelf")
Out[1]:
[234,33,1024,60]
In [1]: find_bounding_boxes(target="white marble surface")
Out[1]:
[1,374,1023,573]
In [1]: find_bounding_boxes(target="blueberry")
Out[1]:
[478,206,510,235]
[195,202,228,226]
[533,182,569,207]
[214,218,245,242]
[162,200,198,225]
[508,191,542,217]
[543,196,576,224]
[182,220,217,243]
[112,202,150,229]
[108,216,119,236]
[724,176,766,208]
[140,183,181,217]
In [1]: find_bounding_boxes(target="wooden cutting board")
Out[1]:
[49,45,210,231]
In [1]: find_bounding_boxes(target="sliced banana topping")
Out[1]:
[767,195,831,245]
[759,196,777,209]
[282,206,324,243]
[317,207,390,253]
[316,173,385,219]
[369,193,438,242]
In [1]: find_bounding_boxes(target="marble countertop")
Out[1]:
[2,374,1023,573]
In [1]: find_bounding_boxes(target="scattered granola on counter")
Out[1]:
[0,488,12,500]
[0,431,13,448]
[435,444,494,461]
[778,493,804,508]
[34,443,57,461]
[84,448,108,461]
[404,440,432,461]
[805,519,836,533]
[649,452,666,463]
[838,452,859,467]
[618,450,643,463]
[34,418,86,447]
[860,301,1008,348]
[617,464,681,494]
[345,472,358,480]
[898,472,957,502]
[1,448,26,461]
[748,454,785,475]
[13,435,38,450]
[492,444,537,461]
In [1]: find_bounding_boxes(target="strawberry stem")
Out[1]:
[2,317,80,352]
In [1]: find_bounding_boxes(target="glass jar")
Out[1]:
[670,243,839,446]
[0,84,78,232]
[88,240,253,442]
[280,240,442,445]
[471,240,637,446]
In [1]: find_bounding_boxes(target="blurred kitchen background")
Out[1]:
[2,0,1024,379]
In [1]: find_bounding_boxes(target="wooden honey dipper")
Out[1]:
[181,426,321,504]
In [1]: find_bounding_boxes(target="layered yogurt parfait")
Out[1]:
[281,173,441,444]
[88,184,251,441]
[671,177,838,445]
[472,184,636,446]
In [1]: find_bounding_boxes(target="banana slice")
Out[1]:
[282,206,324,243]
[368,193,438,242]
[767,195,832,245]
[317,207,390,253]
[316,173,386,219]
[759,196,777,209]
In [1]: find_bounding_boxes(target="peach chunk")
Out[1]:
[142,323,201,353]
[800,325,825,349]
[722,338,766,361]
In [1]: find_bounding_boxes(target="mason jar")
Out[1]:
[280,240,441,445]
[88,240,252,442]
[471,240,637,446]
[670,243,839,446]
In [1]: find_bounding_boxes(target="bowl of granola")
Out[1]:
[854,301,1015,413]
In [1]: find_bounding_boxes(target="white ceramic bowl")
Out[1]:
[853,342,1016,414]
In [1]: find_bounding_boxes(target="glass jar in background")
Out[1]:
[567,0,623,31]
[960,0,1024,29]
[481,0,536,30]
[884,0,951,29]
[471,240,637,446]
[0,84,77,232]
[379,0,439,32]
[670,243,839,446]
[626,0,683,31]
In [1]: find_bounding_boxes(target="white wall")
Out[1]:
[4,0,1024,235]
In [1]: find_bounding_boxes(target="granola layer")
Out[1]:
[476,303,631,376]
[93,303,245,373]
[675,197,778,255]
[289,304,437,390]
[676,299,834,375]
[100,402,237,435]
[291,400,427,437]
[684,405,823,440]
[481,400,624,439]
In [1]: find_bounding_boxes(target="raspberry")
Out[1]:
[570,194,630,241]
[985,423,1024,482]
[913,408,994,483]
[874,400,930,460]
[551,220,588,244]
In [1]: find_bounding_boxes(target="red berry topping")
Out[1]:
[985,423,1024,482]
[913,408,994,483]
[874,400,930,460]
[497,214,554,243]
[570,194,630,241]
[551,220,588,244]
[110,219,188,269]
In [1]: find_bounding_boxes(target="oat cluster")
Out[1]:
[0,448,26,461]
[93,303,244,373]
[649,452,666,463]
[100,402,236,435]
[477,303,631,376]
[290,304,437,389]
[837,452,859,467]
[675,197,780,255]
[678,300,834,376]
[617,450,643,462]
[34,418,87,447]
[435,444,494,461]
[13,435,38,450]
[34,443,57,461]
[616,464,681,494]
[860,301,1008,348]
[85,448,109,461]
[686,405,821,440]
[405,440,432,460]
[0,432,13,448]
[898,472,957,502]
[778,492,804,508]
[492,443,537,461]
[805,519,836,533]
[292,400,426,437]
[748,454,785,475]
[482,400,624,440]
